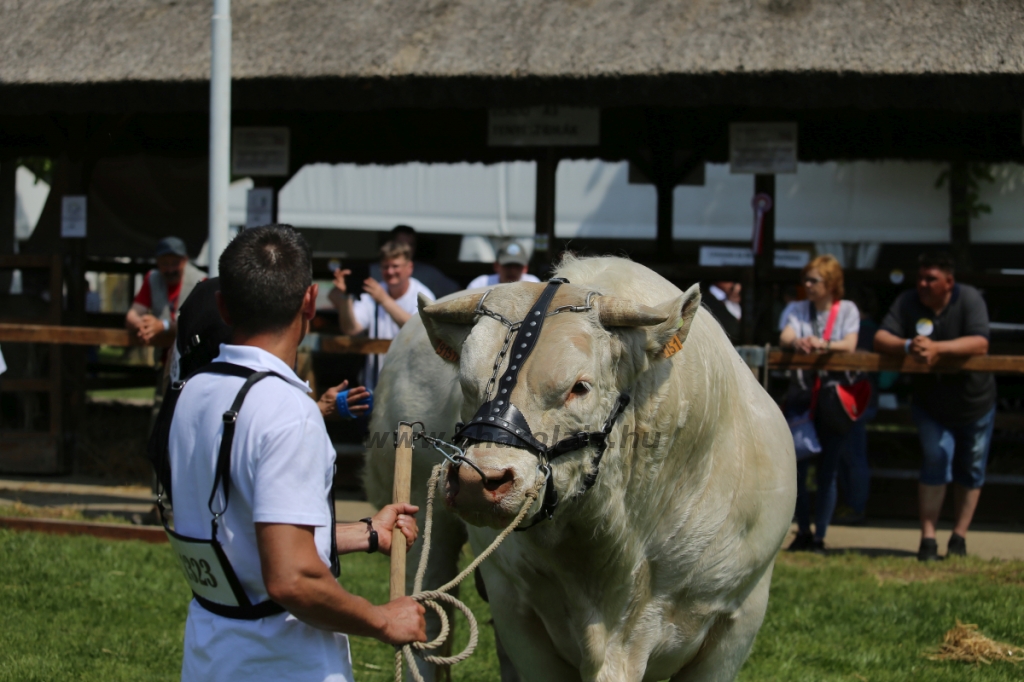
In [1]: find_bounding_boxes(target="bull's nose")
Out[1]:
[447,461,516,508]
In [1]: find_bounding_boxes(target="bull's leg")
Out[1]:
[481,564,583,682]
[405,508,467,682]
[669,562,774,682]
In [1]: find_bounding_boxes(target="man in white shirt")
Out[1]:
[330,241,434,391]
[169,225,425,682]
[467,241,541,290]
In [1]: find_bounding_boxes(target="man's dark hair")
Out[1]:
[918,251,956,276]
[219,225,312,335]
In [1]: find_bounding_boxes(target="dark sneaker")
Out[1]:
[810,539,827,555]
[947,533,967,558]
[787,532,815,552]
[918,538,941,562]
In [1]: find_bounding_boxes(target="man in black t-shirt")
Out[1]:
[875,253,995,562]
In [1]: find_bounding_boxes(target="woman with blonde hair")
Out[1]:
[779,255,860,553]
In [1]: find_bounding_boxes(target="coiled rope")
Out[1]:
[395,464,538,682]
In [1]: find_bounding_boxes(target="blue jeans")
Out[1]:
[838,421,870,516]
[912,405,996,489]
[795,420,855,541]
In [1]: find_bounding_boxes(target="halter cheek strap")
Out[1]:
[450,279,631,526]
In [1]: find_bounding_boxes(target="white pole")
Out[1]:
[208,0,231,277]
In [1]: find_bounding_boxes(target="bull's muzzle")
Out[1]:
[444,460,516,513]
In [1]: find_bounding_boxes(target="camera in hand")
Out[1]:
[341,262,371,295]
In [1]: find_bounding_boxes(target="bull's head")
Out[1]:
[419,280,701,529]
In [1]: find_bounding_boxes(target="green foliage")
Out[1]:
[935,162,995,221]
[16,158,53,186]
[2,531,1021,681]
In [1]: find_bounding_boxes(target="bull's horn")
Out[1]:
[421,293,486,324]
[595,296,669,327]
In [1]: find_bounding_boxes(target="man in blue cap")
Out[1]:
[126,236,206,348]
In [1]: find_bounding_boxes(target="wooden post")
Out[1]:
[949,161,973,273]
[745,173,776,344]
[533,151,556,276]
[655,180,674,260]
[390,422,414,600]
[0,160,15,295]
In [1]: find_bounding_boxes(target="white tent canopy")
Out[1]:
[227,160,1024,245]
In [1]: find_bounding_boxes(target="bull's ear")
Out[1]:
[418,292,485,364]
[645,284,702,360]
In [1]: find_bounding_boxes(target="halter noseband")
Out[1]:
[451,279,630,527]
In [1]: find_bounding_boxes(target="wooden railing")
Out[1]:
[0,324,390,354]
[3,325,1024,373]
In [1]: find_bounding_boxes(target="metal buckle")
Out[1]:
[222,410,238,424]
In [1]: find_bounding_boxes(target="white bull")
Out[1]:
[367,256,795,682]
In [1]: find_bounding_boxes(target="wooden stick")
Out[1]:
[390,422,414,600]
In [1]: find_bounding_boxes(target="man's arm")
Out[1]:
[329,270,366,336]
[335,503,419,555]
[363,279,412,328]
[873,328,907,355]
[257,523,426,644]
[911,334,988,365]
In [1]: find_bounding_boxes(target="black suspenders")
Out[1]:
[156,362,340,620]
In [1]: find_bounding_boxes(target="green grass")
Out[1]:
[1,529,1021,681]
[86,386,156,402]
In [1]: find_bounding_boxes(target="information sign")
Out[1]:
[699,246,809,269]
[245,188,275,228]
[233,127,290,176]
[488,107,599,147]
[729,123,798,174]
[61,196,87,238]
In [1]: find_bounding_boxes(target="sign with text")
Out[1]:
[488,107,599,147]
[699,246,809,269]
[729,123,798,174]
[61,196,87,238]
[232,127,290,176]
[245,188,275,228]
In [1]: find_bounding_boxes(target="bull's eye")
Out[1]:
[570,381,591,397]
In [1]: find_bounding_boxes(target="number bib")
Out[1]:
[165,527,250,607]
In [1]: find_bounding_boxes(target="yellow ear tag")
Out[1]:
[663,334,684,358]
[435,341,459,363]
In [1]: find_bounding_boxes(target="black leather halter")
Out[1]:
[452,279,630,526]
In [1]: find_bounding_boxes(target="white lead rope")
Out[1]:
[395,464,538,682]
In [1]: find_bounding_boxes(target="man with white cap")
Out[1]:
[467,241,541,289]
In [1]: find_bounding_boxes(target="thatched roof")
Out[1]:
[3,1,1023,90]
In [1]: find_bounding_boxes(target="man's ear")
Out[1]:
[418,292,485,364]
[645,283,702,360]
[302,283,319,321]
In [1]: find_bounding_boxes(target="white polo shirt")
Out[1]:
[169,344,352,682]
[466,273,541,289]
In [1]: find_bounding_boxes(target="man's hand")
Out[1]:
[375,597,428,646]
[317,381,371,419]
[332,268,349,294]
[911,335,941,365]
[362,278,392,305]
[372,503,419,555]
[135,314,165,345]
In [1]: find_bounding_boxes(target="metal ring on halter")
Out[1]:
[417,431,489,483]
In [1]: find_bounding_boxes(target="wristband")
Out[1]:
[359,517,378,554]
[162,319,170,331]
[336,388,373,419]
[904,339,912,354]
